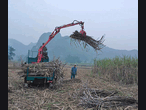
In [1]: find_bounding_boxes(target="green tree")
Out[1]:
[8,46,15,60]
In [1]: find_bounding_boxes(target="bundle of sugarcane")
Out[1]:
[73,82,138,109]
[70,31,105,51]
[18,57,66,83]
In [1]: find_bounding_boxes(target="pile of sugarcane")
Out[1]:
[70,31,105,51]
[18,58,66,83]
[72,82,138,109]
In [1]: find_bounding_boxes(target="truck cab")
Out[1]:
[27,50,49,64]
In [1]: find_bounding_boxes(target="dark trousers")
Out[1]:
[71,73,75,79]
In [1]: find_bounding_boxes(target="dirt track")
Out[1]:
[8,65,138,110]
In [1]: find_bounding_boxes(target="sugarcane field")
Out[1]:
[8,1,138,109]
[8,43,138,110]
[8,55,138,110]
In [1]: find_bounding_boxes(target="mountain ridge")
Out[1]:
[8,32,138,62]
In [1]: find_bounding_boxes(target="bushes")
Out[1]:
[93,55,138,85]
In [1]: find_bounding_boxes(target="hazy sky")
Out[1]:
[8,0,138,50]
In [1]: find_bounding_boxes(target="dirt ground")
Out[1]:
[8,64,138,110]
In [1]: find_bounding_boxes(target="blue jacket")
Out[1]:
[71,67,77,74]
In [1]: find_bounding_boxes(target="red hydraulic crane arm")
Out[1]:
[37,20,86,63]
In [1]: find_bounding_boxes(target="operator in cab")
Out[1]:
[71,64,77,79]
[40,43,47,52]
[37,43,48,60]
[40,43,48,58]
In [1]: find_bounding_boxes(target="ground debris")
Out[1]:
[74,82,138,110]
[62,78,82,84]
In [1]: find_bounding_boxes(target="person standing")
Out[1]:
[71,64,77,79]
